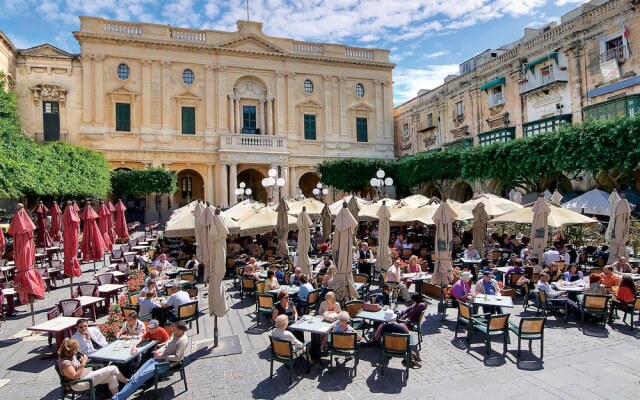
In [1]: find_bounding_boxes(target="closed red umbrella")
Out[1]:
[107,200,116,244]
[115,199,129,240]
[62,201,82,297]
[49,201,62,243]
[34,201,53,248]
[9,203,46,325]
[72,200,80,215]
[81,201,106,273]
[0,226,6,256]
[97,200,113,252]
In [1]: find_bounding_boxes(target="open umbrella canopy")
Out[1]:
[531,196,552,258]
[432,202,456,285]
[358,198,399,221]
[61,202,82,278]
[390,200,472,225]
[396,194,431,208]
[472,203,488,256]
[276,198,290,259]
[332,204,359,302]
[9,204,46,304]
[329,195,367,217]
[97,201,113,252]
[295,208,313,277]
[286,197,326,217]
[208,208,230,317]
[461,193,523,218]
[114,200,129,240]
[609,197,632,263]
[235,202,297,236]
[562,188,615,216]
[489,203,598,228]
[376,201,392,272]
[34,201,52,248]
[81,202,106,262]
[49,201,62,243]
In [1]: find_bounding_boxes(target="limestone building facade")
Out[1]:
[394,0,640,200]
[1,17,395,220]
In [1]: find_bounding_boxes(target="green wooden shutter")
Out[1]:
[182,107,196,134]
[304,114,316,140]
[356,117,368,142]
[115,103,131,132]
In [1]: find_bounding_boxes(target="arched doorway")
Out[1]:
[450,181,474,202]
[420,183,442,199]
[174,169,204,207]
[299,172,321,198]
[237,168,267,203]
[111,167,146,223]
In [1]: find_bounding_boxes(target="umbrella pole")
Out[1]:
[93,259,96,274]
[214,315,218,348]
[69,276,74,298]
[30,298,36,326]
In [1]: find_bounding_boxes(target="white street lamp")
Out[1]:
[262,168,286,204]
[236,181,252,201]
[371,169,393,199]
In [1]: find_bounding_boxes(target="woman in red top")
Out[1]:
[611,276,637,321]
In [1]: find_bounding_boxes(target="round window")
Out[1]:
[182,69,195,86]
[355,83,365,97]
[116,63,130,80]
[303,79,314,94]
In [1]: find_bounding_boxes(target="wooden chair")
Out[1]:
[329,331,360,373]
[469,313,510,355]
[345,300,370,337]
[401,249,413,260]
[298,289,320,315]
[179,272,196,283]
[233,266,245,288]
[580,294,609,327]
[128,291,140,307]
[186,287,199,298]
[241,277,256,300]
[509,317,546,360]
[454,302,481,347]
[269,336,310,385]
[589,267,604,275]
[256,294,278,326]
[177,301,200,334]
[509,273,523,290]
[618,296,640,330]
[410,308,426,350]
[536,289,568,322]
[380,332,411,377]
[54,362,99,400]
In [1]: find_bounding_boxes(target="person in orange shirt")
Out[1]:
[599,266,621,288]
[139,319,170,344]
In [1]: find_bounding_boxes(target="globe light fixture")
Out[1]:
[262,168,286,204]
[370,169,393,199]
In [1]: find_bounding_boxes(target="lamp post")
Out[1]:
[234,182,252,202]
[369,169,393,199]
[261,168,286,204]
[312,182,329,202]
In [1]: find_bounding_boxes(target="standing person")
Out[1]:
[358,242,374,277]
[72,319,108,355]
[543,247,561,267]
[112,321,189,400]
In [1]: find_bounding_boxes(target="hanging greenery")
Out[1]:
[317,158,396,192]
[110,168,178,196]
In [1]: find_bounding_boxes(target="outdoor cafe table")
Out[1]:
[131,245,150,253]
[164,268,191,278]
[552,282,586,292]
[461,258,484,279]
[98,284,126,309]
[268,285,300,296]
[97,270,126,283]
[472,294,514,309]
[2,287,17,316]
[356,308,417,345]
[401,273,432,295]
[28,316,82,357]
[90,339,158,364]
[1,264,16,282]
[75,295,106,321]
[288,315,338,361]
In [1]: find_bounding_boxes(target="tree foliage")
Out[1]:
[110,168,178,196]
[317,158,396,192]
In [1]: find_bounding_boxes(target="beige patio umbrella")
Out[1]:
[321,204,332,240]
[472,202,488,256]
[236,205,297,236]
[461,193,523,218]
[276,198,290,259]
[609,196,632,263]
[530,196,551,259]
[329,195,367,217]
[489,204,598,228]
[376,200,392,272]
[286,197,325,217]
[207,208,230,348]
[332,203,359,302]
[195,203,211,283]
[358,198,399,221]
[550,189,563,204]
[605,189,621,241]
[193,201,206,266]
[295,207,313,277]
[432,202,457,286]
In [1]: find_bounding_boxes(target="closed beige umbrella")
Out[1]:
[321,204,332,241]
[376,200,392,273]
[551,189,563,204]
[472,202,488,256]
[347,196,361,247]
[295,207,313,277]
[530,196,551,259]
[276,198,290,259]
[605,189,621,241]
[609,196,632,263]
[207,208,230,347]
[195,202,211,283]
[193,201,206,268]
[332,203,359,302]
[432,202,457,286]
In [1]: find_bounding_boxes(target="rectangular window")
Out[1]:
[426,113,433,127]
[489,86,504,107]
[115,103,131,132]
[523,114,572,137]
[356,117,368,142]
[303,114,316,140]
[242,105,257,134]
[600,35,628,63]
[455,101,464,117]
[181,107,195,135]
[584,98,627,121]
[477,128,516,146]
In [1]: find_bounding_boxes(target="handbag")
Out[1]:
[362,303,381,312]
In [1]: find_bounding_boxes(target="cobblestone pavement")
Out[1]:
[1,238,639,399]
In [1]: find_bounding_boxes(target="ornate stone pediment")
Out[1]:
[450,125,469,139]
[107,86,138,103]
[348,102,374,112]
[486,112,510,129]
[296,99,323,109]
[20,43,74,58]
[217,34,287,55]
[29,84,68,106]
[175,91,201,100]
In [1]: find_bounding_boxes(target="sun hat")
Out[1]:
[482,270,492,276]
[147,319,159,328]
[460,271,472,281]
[383,309,396,322]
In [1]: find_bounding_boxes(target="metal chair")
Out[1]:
[269,336,310,385]
[77,283,98,298]
[179,272,196,283]
[54,362,99,400]
[297,289,320,315]
[329,331,360,373]
[345,300,370,337]
[536,289,568,322]
[256,294,278,326]
[128,291,140,307]
[177,301,200,334]
[410,308,426,350]
[454,302,483,347]
[380,332,411,377]
[469,313,510,356]
[241,277,257,300]
[154,359,187,392]
[96,273,114,286]
[59,299,83,317]
[617,296,640,330]
[580,294,610,327]
[509,317,546,360]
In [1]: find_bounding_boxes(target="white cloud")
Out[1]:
[424,50,450,59]
[393,65,460,105]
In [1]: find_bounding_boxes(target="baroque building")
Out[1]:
[1,17,394,220]
[394,0,640,200]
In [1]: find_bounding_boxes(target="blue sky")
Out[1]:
[1,0,589,104]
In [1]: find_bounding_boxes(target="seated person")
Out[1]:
[562,264,584,283]
[611,276,637,320]
[374,309,409,343]
[161,283,192,320]
[287,237,297,247]
[402,255,422,289]
[153,253,172,269]
[318,258,332,274]
[272,290,304,341]
[505,253,518,267]
[611,257,636,274]
[138,319,169,345]
[536,272,580,318]
[144,272,161,290]
[297,274,314,304]
[528,257,543,274]
[399,293,427,330]
[333,311,362,340]
[374,284,392,306]
[543,262,563,282]
[289,267,303,286]
[463,244,480,260]
[505,259,525,283]
[475,270,502,313]
[184,255,199,270]
[585,273,607,295]
[243,257,261,280]
[451,271,475,303]
[318,239,330,254]
[117,311,146,340]
[319,291,343,350]
[113,321,189,400]
[271,315,310,371]
[72,318,108,355]
[386,259,412,302]
[58,339,128,398]
[266,270,280,291]
[594,245,610,265]
[321,266,337,295]
[140,280,158,299]
[227,239,242,256]
[600,266,621,289]
[139,291,162,321]
[273,265,285,284]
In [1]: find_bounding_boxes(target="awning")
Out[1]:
[480,76,505,91]
[527,52,559,72]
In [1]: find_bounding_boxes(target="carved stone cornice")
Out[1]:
[30,84,68,106]
[450,125,469,139]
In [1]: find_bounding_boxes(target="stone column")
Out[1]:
[81,55,93,124]
[266,98,274,135]
[276,71,286,133]
[281,165,289,199]
[141,59,152,127]
[229,163,238,206]
[228,94,235,133]
[234,95,241,134]
[260,98,266,135]
[207,164,215,204]
[339,77,348,136]
[286,73,296,133]
[219,163,228,208]
[161,61,171,128]
[289,166,298,200]
[205,65,215,131]
[375,80,383,141]
[94,55,105,125]
[324,76,332,136]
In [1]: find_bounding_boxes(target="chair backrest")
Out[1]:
[111,249,123,259]
[242,277,256,290]
[270,336,293,359]
[267,255,277,264]
[583,294,608,310]
[227,257,235,267]
[487,314,510,331]
[532,273,541,283]
[257,294,275,308]
[307,289,320,305]
[121,244,131,252]
[382,332,410,353]
[47,307,60,320]
[316,273,325,286]
[147,265,155,274]
[510,273,523,286]
[519,317,546,335]
[78,283,97,297]
[596,258,605,267]
[419,248,429,258]
[129,238,138,247]
[235,266,245,276]
[96,273,114,285]
[180,273,196,282]
[178,301,198,318]
[255,280,266,294]
[50,259,62,269]
[402,249,413,258]
[538,289,548,303]
[59,299,81,317]
[128,291,140,306]
[353,274,369,284]
[590,267,603,275]
[491,251,502,261]
[117,262,130,275]
[123,253,136,263]
[331,331,357,351]
[345,300,364,318]
[458,302,472,319]
[633,296,640,311]
[121,306,137,318]
[186,287,199,298]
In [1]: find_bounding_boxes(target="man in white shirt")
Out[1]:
[72,318,108,355]
[162,283,192,320]
[385,259,411,302]
[463,244,480,259]
[154,253,172,269]
[543,247,561,267]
